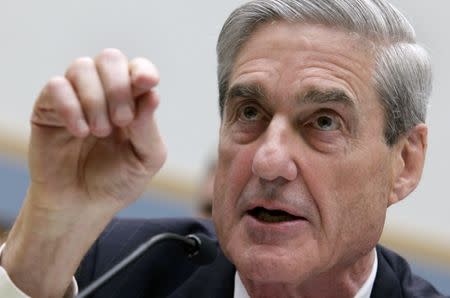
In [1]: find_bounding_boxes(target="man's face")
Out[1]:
[213,22,401,284]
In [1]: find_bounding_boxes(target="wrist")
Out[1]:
[1,189,113,297]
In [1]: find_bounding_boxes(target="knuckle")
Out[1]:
[130,58,160,85]
[97,48,127,64]
[56,97,78,118]
[81,94,102,107]
[105,85,131,102]
[43,78,77,117]
[45,76,68,94]
[66,57,95,78]
[73,57,95,69]
[130,57,149,66]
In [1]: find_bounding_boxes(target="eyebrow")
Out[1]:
[226,83,269,104]
[225,83,356,110]
[299,89,356,108]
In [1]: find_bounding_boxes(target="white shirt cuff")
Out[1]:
[0,243,78,298]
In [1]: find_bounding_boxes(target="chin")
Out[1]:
[230,244,313,284]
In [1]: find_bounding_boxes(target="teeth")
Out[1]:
[251,208,298,223]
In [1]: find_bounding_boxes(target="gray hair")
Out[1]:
[217,0,432,145]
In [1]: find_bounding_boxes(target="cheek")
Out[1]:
[310,149,391,254]
[333,150,392,209]
[213,137,255,238]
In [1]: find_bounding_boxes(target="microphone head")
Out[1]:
[185,234,218,265]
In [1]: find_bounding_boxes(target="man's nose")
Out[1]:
[251,118,298,182]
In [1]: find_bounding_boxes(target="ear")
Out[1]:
[388,124,428,206]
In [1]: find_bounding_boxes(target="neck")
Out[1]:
[240,249,376,298]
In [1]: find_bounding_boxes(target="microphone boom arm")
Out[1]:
[76,232,213,298]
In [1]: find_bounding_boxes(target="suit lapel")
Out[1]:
[169,248,236,298]
[370,246,403,298]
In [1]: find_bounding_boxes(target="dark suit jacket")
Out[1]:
[75,218,446,298]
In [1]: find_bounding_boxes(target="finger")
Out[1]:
[128,90,167,170]
[65,57,111,137]
[129,57,160,98]
[95,48,134,127]
[32,76,89,138]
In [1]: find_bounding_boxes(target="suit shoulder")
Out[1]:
[374,245,446,297]
[76,217,218,294]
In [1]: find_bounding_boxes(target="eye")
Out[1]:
[238,105,262,121]
[311,114,341,131]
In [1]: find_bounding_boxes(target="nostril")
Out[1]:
[259,176,288,187]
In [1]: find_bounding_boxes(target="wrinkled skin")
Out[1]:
[213,22,427,297]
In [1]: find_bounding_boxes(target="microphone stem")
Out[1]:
[76,233,195,298]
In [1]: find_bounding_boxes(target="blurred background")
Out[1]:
[0,0,449,293]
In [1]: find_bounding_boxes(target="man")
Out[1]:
[0,0,445,297]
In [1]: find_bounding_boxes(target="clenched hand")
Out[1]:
[1,49,167,298]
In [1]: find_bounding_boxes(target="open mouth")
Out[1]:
[247,207,303,223]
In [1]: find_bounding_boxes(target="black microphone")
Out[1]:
[76,232,217,298]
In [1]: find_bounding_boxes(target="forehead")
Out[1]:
[227,21,378,109]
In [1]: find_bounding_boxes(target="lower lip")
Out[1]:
[242,213,310,240]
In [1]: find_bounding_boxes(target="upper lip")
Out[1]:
[244,200,307,220]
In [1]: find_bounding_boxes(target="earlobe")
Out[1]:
[388,124,428,206]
